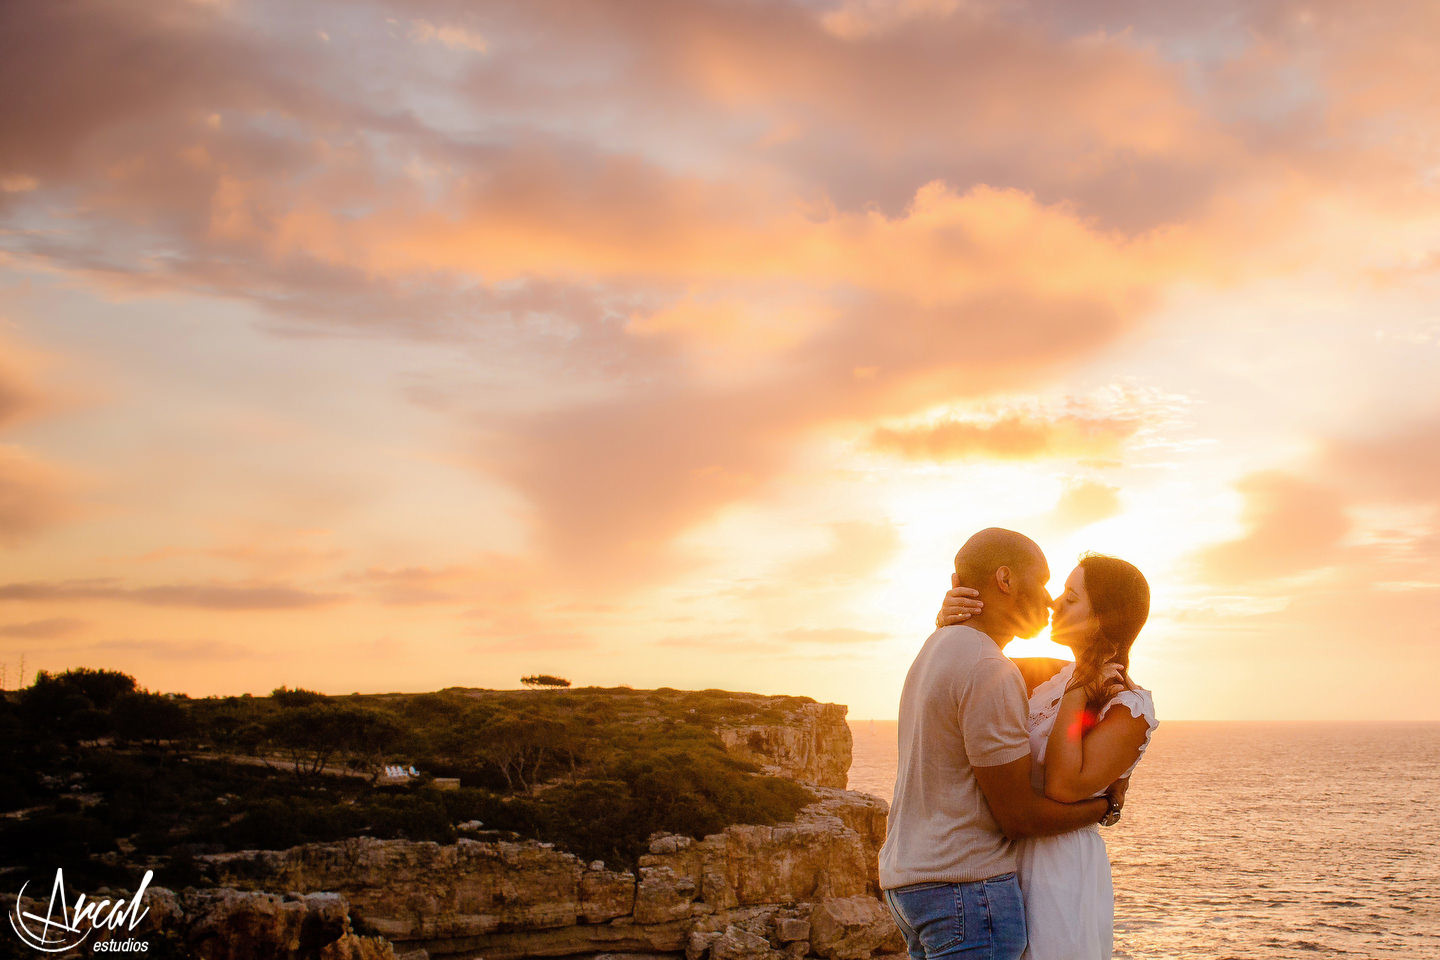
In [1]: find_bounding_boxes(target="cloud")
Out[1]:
[0,340,51,430]
[90,638,259,660]
[782,522,904,585]
[6,0,1439,597]
[1189,414,1440,592]
[1193,472,1350,583]
[780,627,887,645]
[1051,480,1122,529]
[129,531,347,576]
[820,0,964,40]
[0,578,346,609]
[0,335,82,546]
[0,617,86,639]
[466,632,598,653]
[344,563,503,606]
[407,19,487,53]
[871,412,1143,461]
[0,445,78,546]
[481,183,1165,580]
[654,634,785,655]
[1331,419,1440,505]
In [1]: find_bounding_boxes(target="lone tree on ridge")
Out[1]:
[521,674,571,689]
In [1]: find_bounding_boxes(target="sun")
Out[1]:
[1005,626,1074,661]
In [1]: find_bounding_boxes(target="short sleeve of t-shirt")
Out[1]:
[960,656,1032,767]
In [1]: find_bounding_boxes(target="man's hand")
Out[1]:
[1105,776,1130,814]
[935,572,984,628]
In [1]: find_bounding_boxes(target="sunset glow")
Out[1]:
[2,0,1438,721]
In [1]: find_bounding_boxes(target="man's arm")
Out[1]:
[973,755,1109,840]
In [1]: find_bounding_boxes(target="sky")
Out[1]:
[1,0,1438,721]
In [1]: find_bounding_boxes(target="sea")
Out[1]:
[848,720,1440,960]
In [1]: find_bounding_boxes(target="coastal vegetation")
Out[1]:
[0,669,814,890]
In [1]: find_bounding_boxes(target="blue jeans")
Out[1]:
[883,874,1028,960]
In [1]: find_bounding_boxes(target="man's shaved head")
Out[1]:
[951,527,1052,640]
[954,527,1046,586]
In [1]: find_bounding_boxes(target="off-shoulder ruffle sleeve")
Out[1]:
[1101,687,1158,777]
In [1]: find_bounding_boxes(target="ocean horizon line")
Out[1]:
[848,717,1440,725]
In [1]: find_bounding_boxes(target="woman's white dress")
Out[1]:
[1015,663,1158,960]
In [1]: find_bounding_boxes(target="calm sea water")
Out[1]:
[849,720,1440,960]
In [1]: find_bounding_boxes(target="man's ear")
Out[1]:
[994,565,1013,594]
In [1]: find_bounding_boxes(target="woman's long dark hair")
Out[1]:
[1065,552,1150,714]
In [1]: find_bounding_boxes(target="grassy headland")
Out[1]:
[0,669,815,889]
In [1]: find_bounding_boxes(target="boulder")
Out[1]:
[776,918,811,943]
[808,896,904,960]
[710,925,782,960]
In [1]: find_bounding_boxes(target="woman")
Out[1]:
[937,553,1158,960]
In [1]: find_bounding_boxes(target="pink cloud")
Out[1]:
[0,578,346,610]
[0,446,78,546]
[1193,472,1350,583]
[0,617,86,639]
[6,0,1439,596]
[871,413,1143,461]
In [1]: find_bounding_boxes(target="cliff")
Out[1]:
[714,702,852,790]
[121,695,896,960]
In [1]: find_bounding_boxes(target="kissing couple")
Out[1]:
[878,527,1158,960]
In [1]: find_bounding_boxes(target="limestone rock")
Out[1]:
[142,886,385,960]
[716,703,852,788]
[581,866,637,923]
[191,786,891,959]
[636,865,695,924]
[176,698,891,960]
[318,932,398,960]
[688,930,724,960]
[202,836,637,940]
[776,918,811,942]
[710,924,782,960]
[808,896,904,960]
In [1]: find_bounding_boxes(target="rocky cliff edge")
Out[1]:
[113,697,896,960]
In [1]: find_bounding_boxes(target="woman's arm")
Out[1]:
[1043,681,1150,803]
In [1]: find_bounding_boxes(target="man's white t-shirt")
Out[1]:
[878,625,1032,888]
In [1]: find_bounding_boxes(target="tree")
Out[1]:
[27,668,137,711]
[477,718,566,791]
[265,703,406,778]
[112,691,194,749]
[338,708,406,782]
[265,705,347,776]
[271,685,328,708]
[521,675,571,689]
[18,669,137,746]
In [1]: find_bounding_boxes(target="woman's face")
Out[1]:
[1049,566,1097,652]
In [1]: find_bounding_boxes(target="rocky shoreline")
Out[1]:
[58,697,903,960]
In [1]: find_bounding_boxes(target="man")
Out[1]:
[878,528,1124,960]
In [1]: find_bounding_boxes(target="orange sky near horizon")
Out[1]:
[2,0,1439,721]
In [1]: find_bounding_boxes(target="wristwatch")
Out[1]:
[1099,795,1122,827]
